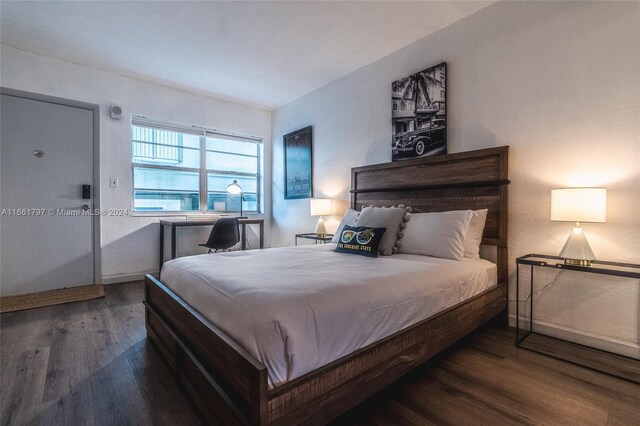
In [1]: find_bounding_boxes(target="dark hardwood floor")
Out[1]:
[1,281,639,425]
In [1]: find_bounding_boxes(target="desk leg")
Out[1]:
[259,222,264,249]
[241,224,247,250]
[171,225,177,260]
[159,224,164,270]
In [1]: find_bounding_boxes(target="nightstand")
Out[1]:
[295,233,334,246]
[515,254,640,383]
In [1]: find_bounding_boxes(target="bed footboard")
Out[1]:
[146,273,506,426]
[144,274,268,425]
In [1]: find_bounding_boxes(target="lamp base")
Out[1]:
[563,258,592,267]
[315,216,327,237]
[559,223,595,267]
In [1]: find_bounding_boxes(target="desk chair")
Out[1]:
[198,218,240,253]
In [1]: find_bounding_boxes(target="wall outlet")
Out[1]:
[109,177,119,188]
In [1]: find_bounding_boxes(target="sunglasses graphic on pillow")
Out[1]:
[340,229,376,245]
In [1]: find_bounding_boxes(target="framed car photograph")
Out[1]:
[283,126,313,199]
[392,62,447,162]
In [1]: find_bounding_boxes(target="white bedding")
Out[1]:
[160,244,496,387]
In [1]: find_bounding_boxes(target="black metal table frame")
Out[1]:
[295,233,334,246]
[159,218,265,268]
[515,253,640,379]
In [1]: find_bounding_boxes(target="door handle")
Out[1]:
[82,184,91,199]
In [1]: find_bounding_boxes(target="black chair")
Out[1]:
[198,218,240,253]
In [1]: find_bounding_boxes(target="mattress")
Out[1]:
[160,244,497,387]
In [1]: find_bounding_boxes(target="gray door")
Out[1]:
[1,94,95,296]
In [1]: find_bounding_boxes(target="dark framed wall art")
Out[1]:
[283,126,313,199]
[392,62,447,162]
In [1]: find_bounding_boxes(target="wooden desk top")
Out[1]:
[160,217,264,227]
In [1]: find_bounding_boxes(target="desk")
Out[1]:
[159,218,264,267]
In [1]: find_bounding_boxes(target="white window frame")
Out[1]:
[130,115,262,216]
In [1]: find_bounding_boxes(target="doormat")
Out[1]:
[0,284,105,313]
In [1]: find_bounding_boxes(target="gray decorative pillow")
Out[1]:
[331,209,360,243]
[355,205,411,255]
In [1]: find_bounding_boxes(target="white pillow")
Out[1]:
[331,209,360,243]
[464,209,488,259]
[399,210,473,260]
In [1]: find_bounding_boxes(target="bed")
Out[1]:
[144,146,510,425]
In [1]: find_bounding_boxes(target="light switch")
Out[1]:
[109,177,119,188]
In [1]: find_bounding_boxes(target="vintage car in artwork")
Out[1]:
[393,119,446,158]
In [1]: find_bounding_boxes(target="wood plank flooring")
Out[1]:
[2,280,639,425]
[518,332,640,384]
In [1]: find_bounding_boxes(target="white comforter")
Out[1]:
[160,244,496,387]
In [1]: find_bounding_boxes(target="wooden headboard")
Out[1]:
[350,146,509,284]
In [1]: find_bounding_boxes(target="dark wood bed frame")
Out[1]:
[144,146,510,425]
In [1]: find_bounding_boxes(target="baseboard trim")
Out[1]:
[102,271,157,285]
[509,314,640,359]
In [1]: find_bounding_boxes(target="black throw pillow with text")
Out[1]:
[334,225,386,258]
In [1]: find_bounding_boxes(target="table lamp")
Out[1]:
[310,198,332,237]
[226,180,246,218]
[550,188,606,266]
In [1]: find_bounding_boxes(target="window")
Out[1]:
[206,136,259,212]
[131,116,261,213]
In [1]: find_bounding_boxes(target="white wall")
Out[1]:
[0,44,272,285]
[272,2,640,356]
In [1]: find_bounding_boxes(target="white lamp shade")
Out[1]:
[227,180,242,194]
[310,198,332,216]
[550,188,606,223]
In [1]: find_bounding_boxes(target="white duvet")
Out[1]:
[160,244,496,387]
